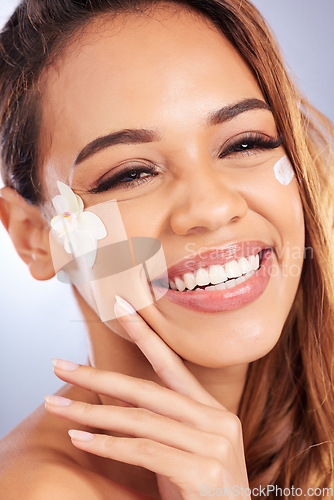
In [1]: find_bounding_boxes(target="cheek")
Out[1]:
[247,156,304,250]
[274,177,305,275]
[116,194,167,239]
[51,198,169,325]
[250,162,305,298]
[267,179,304,240]
[247,158,304,328]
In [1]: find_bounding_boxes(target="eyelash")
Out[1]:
[89,132,284,194]
[218,132,283,159]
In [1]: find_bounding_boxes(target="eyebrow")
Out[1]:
[73,98,272,166]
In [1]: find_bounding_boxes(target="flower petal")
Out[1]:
[57,270,72,284]
[52,194,68,214]
[64,229,98,268]
[83,246,97,269]
[57,181,82,214]
[64,230,80,254]
[76,212,107,240]
[75,193,84,212]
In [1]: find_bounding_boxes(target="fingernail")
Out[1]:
[51,358,79,371]
[44,395,73,406]
[68,429,94,441]
[114,295,136,316]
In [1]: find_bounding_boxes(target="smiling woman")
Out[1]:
[0,1,333,499]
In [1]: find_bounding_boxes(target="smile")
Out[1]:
[168,250,263,292]
[151,247,274,313]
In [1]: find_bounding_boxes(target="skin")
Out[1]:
[0,4,305,499]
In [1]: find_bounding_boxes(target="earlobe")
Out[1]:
[0,186,56,281]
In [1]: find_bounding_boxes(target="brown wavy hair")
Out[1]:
[1,0,333,495]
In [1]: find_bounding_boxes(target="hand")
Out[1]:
[44,297,250,500]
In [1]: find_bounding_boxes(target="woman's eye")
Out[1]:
[89,132,283,194]
[219,132,283,159]
[89,166,158,194]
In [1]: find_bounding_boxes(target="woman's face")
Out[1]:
[41,5,305,368]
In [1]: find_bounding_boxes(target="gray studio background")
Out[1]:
[0,0,333,438]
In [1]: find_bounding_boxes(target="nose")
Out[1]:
[169,166,248,236]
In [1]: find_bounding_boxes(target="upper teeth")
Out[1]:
[170,252,260,291]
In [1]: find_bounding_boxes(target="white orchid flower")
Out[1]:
[51,181,107,268]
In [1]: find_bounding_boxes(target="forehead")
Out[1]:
[41,4,264,191]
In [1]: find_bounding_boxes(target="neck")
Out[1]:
[74,287,248,415]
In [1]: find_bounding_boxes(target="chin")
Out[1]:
[159,322,283,369]
[143,267,299,369]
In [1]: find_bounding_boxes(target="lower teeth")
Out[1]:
[189,269,256,292]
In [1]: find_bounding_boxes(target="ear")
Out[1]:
[0,186,55,280]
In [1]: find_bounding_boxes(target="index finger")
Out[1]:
[51,360,225,429]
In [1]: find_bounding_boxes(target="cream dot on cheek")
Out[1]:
[273,155,295,186]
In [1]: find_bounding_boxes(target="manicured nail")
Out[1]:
[44,395,73,406]
[114,295,136,316]
[51,358,79,371]
[68,429,94,441]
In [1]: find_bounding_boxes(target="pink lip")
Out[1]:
[152,248,274,313]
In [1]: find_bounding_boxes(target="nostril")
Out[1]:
[187,226,210,235]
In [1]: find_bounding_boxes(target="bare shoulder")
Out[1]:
[0,454,152,499]
[0,455,154,499]
[0,385,155,500]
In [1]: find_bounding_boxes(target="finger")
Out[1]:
[67,429,220,491]
[44,396,240,461]
[114,297,225,410]
[51,360,230,433]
